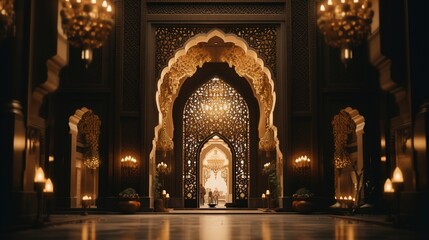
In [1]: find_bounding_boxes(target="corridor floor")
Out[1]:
[1,212,424,240]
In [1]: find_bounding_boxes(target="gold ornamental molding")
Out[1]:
[154,29,276,149]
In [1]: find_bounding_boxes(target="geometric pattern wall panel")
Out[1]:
[291,0,310,112]
[123,0,140,112]
[148,3,284,15]
[155,26,277,79]
[183,77,249,201]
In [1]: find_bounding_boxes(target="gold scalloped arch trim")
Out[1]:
[155,29,276,141]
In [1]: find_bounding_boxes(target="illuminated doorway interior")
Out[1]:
[183,76,249,208]
[200,136,233,208]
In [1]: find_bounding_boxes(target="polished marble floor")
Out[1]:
[2,212,424,240]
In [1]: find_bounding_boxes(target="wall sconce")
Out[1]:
[34,167,46,227]
[157,161,169,175]
[121,155,138,169]
[120,156,139,189]
[293,155,311,177]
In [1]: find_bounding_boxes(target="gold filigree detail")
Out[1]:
[220,45,273,122]
[259,126,276,153]
[331,110,356,169]
[159,46,211,122]
[156,127,174,155]
[78,110,101,169]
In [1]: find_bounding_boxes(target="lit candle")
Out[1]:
[392,167,404,183]
[266,190,270,195]
[262,193,266,198]
[384,178,395,192]
[43,178,54,192]
[34,167,46,183]
[166,193,170,199]
[162,190,166,195]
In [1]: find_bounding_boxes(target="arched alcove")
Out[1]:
[69,107,101,208]
[331,107,365,208]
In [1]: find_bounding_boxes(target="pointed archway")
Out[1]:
[150,29,283,207]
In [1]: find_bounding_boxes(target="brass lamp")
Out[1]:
[317,0,374,65]
[60,0,114,66]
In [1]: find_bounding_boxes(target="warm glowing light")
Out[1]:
[380,156,386,162]
[43,178,54,192]
[317,0,374,65]
[34,167,46,183]
[121,156,138,168]
[165,193,170,199]
[82,195,92,200]
[294,155,311,169]
[157,161,169,174]
[384,178,394,193]
[266,190,270,195]
[60,0,114,66]
[162,190,167,195]
[262,193,266,198]
[392,167,404,183]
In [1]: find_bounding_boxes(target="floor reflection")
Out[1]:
[2,213,423,240]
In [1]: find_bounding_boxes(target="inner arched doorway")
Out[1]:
[174,63,259,208]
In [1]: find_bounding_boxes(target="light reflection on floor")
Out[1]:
[2,213,424,240]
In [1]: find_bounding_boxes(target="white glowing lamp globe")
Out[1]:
[34,167,46,183]
[383,178,394,193]
[392,167,404,183]
[44,178,54,192]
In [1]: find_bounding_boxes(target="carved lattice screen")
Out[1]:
[183,77,249,200]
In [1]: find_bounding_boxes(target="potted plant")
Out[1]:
[263,160,280,209]
[292,188,314,213]
[152,170,168,212]
[118,187,141,213]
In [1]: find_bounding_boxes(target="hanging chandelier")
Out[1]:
[206,158,226,177]
[60,0,114,66]
[0,0,14,39]
[317,0,374,65]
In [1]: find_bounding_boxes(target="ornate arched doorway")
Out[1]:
[151,29,282,208]
[182,76,250,207]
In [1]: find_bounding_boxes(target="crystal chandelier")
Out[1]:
[317,0,374,65]
[201,77,231,121]
[60,0,114,66]
[206,158,226,176]
[0,0,14,39]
